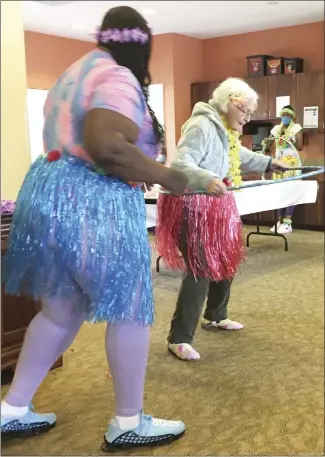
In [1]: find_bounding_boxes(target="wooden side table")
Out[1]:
[1,239,63,373]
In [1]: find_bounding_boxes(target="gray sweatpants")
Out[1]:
[167,221,233,345]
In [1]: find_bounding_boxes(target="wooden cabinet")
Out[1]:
[245,74,297,121]
[296,72,324,132]
[268,74,297,119]
[246,74,297,120]
[2,289,39,370]
[244,77,269,120]
[191,80,220,106]
[293,175,324,228]
[316,181,324,226]
[192,74,324,125]
[1,241,63,372]
[192,75,298,121]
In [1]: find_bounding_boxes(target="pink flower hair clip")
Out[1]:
[95,27,149,44]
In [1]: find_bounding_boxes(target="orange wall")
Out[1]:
[172,34,203,146]
[149,33,204,150]
[203,21,324,81]
[150,33,176,153]
[24,22,324,156]
[25,32,94,89]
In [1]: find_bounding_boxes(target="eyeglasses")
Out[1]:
[234,104,252,121]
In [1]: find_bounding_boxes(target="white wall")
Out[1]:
[148,84,164,126]
[26,89,48,162]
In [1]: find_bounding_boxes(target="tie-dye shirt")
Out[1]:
[43,49,159,163]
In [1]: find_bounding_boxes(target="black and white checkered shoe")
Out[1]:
[102,411,185,452]
[1,404,56,437]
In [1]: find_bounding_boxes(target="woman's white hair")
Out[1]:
[209,77,258,113]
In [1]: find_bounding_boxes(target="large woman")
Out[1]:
[156,78,286,361]
[1,6,188,452]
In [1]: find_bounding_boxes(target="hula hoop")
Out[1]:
[159,166,325,195]
[260,135,301,161]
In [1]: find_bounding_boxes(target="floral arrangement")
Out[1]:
[1,200,15,214]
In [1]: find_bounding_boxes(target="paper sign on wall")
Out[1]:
[303,106,319,128]
[276,96,290,117]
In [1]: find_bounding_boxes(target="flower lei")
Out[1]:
[278,121,294,148]
[221,117,242,187]
[95,27,149,44]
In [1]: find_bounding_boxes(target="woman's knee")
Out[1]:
[41,295,88,329]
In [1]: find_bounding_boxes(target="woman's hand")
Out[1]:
[207,178,228,195]
[270,159,289,173]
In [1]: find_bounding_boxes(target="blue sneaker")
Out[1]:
[102,411,185,452]
[1,404,56,437]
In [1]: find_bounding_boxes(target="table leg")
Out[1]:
[246,211,288,251]
[156,256,162,272]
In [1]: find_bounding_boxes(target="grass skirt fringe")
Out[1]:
[3,154,154,324]
[156,193,245,281]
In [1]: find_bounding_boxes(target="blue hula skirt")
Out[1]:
[3,153,154,325]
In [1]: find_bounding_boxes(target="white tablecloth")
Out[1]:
[145,180,318,228]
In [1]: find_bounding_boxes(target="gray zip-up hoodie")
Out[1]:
[171,102,271,190]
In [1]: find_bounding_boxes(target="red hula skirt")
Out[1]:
[155,192,245,281]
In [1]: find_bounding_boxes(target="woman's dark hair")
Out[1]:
[98,6,164,146]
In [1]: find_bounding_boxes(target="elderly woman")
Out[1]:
[156,78,286,361]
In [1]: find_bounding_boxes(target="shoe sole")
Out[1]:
[1,421,56,438]
[101,430,185,453]
[201,324,243,332]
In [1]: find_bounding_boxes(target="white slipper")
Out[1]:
[167,342,200,361]
[201,318,243,330]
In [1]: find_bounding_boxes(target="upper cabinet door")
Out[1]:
[268,74,297,120]
[244,77,269,121]
[191,81,220,108]
[296,72,324,132]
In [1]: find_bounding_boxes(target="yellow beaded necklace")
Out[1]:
[221,117,242,187]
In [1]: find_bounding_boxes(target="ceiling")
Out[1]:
[22,1,324,42]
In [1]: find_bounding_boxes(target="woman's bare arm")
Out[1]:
[83,108,187,194]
